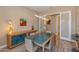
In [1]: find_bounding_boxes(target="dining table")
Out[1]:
[27,32,53,52]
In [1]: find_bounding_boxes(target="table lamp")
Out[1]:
[8,20,14,35]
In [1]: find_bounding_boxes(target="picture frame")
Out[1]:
[20,18,27,26]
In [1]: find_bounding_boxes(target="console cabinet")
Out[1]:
[7,29,37,48]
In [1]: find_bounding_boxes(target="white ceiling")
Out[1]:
[27,6,54,13]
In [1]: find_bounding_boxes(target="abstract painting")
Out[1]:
[20,18,27,26]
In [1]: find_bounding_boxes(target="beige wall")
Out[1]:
[0,7,39,46]
[40,6,76,35]
[46,15,56,33]
[76,7,79,34]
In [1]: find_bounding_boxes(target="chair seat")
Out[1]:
[26,45,38,52]
[25,38,39,52]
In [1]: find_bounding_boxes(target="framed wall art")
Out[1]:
[20,18,27,26]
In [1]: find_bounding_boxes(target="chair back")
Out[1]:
[51,33,60,48]
[25,38,33,52]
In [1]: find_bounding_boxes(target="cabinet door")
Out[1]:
[12,36,20,45]
[60,11,71,40]
[12,34,25,45]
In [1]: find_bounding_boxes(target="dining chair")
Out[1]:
[60,39,75,52]
[71,40,79,51]
[44,33,59,52]
[54,33,60,48]
[25,38,39,52]
[51,33,60,51]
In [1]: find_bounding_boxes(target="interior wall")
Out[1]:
[47,15,56,33]
[46,15,60,33]
[76,7,79,34]
[0,7,39,46]
[40,6,76,35]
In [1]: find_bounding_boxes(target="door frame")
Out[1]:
[60,11,71,41]
[56,15,60,35]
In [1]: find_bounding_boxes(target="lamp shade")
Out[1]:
[8,20,14,34]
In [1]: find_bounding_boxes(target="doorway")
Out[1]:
[60,11,71,41]
[46,11,71,41]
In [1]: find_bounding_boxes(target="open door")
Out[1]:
[60,11,71,41]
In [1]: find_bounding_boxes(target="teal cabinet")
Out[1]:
[7,34,26,48]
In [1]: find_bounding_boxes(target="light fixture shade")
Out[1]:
[8,20,14,34]
[35,15,49,20]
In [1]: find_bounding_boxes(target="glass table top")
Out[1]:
[27,33,52,44]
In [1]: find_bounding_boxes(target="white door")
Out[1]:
[60,11,71,41]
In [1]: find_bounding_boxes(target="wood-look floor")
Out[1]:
[0,40,76,52]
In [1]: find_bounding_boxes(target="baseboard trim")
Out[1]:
[61,39,75,42]
[0,45,7,49]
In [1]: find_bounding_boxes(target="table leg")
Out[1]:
[76,40,79,50]
[42,46,45,52]
[42,47,44,52]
